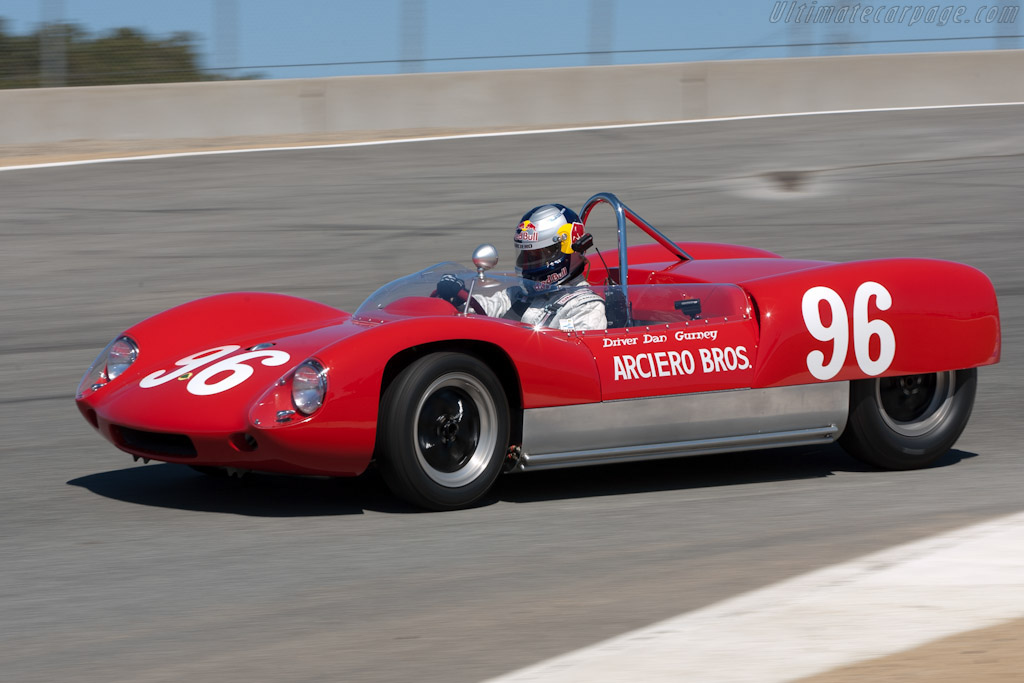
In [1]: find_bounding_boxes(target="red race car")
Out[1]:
[76,193,1000,510]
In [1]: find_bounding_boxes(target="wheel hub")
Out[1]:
[898,375,925,395]
[417,388,480,474]
[412,372,499,488]
[876,371,955,437]
[437,415,461,444]
[880,373,937,422]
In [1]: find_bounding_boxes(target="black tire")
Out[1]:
[377,352,510,510]
[839,368,977,470]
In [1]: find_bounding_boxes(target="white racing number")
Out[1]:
[139,345,291,396]
[852,281,895,376]
[139,346,240,388]
[801,287,848,381]
[801,282,895,380]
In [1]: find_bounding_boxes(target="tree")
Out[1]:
[0,18,257,89]
[0,18,41,88]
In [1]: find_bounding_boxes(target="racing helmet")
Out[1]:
[514,204,586,285]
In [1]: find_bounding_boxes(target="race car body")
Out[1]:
[76,193,1000,509]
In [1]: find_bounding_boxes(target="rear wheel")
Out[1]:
[377,352,510,510]
[839,368,977,470]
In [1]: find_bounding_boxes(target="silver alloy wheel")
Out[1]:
[413,371,498,488]
[875,370,956,437]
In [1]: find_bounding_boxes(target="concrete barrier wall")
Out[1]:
[3,50,1024,145]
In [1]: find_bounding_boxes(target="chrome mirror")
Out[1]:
[472,243,499,280]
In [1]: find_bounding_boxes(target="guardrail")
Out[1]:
[2,50,1023,145]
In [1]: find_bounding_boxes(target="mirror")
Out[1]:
[472,243,499,280]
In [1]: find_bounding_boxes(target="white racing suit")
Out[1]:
[472,277,607,331]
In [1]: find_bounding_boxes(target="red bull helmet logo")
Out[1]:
[515,219,540,245]
[538,266,568,285]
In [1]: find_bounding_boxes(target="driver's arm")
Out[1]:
[471,286,515,318]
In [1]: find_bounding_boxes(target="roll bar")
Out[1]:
[579,192,691,319]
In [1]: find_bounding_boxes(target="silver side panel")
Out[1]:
[518,382,849,471]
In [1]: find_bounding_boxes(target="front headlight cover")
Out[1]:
[106,337,139,380]
[76,336,139,398]
[291,359,327,416]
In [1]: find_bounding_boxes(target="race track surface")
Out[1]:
[2,106,1023,682]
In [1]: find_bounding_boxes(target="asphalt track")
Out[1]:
[2,105,1023,682]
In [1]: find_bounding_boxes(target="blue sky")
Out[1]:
[2,0,1020,79]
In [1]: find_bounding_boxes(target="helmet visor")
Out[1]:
[516,244,561,273]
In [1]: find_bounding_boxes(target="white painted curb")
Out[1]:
[485,510,1024,682]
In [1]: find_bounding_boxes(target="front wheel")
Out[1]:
[839,368,977,470]
[377,352,510,510]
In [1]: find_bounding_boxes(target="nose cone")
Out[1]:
[88,324,357,435]
[95,362,283,434]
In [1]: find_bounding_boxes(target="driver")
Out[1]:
[437,204,607,331]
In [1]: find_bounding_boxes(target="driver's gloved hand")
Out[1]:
[436,274,467,305]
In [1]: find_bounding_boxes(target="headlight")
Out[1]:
[77,336,139,398]
[291,360,327,415]
[106,337,139,380]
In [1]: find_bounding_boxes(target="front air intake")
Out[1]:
[112,426,197,458]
